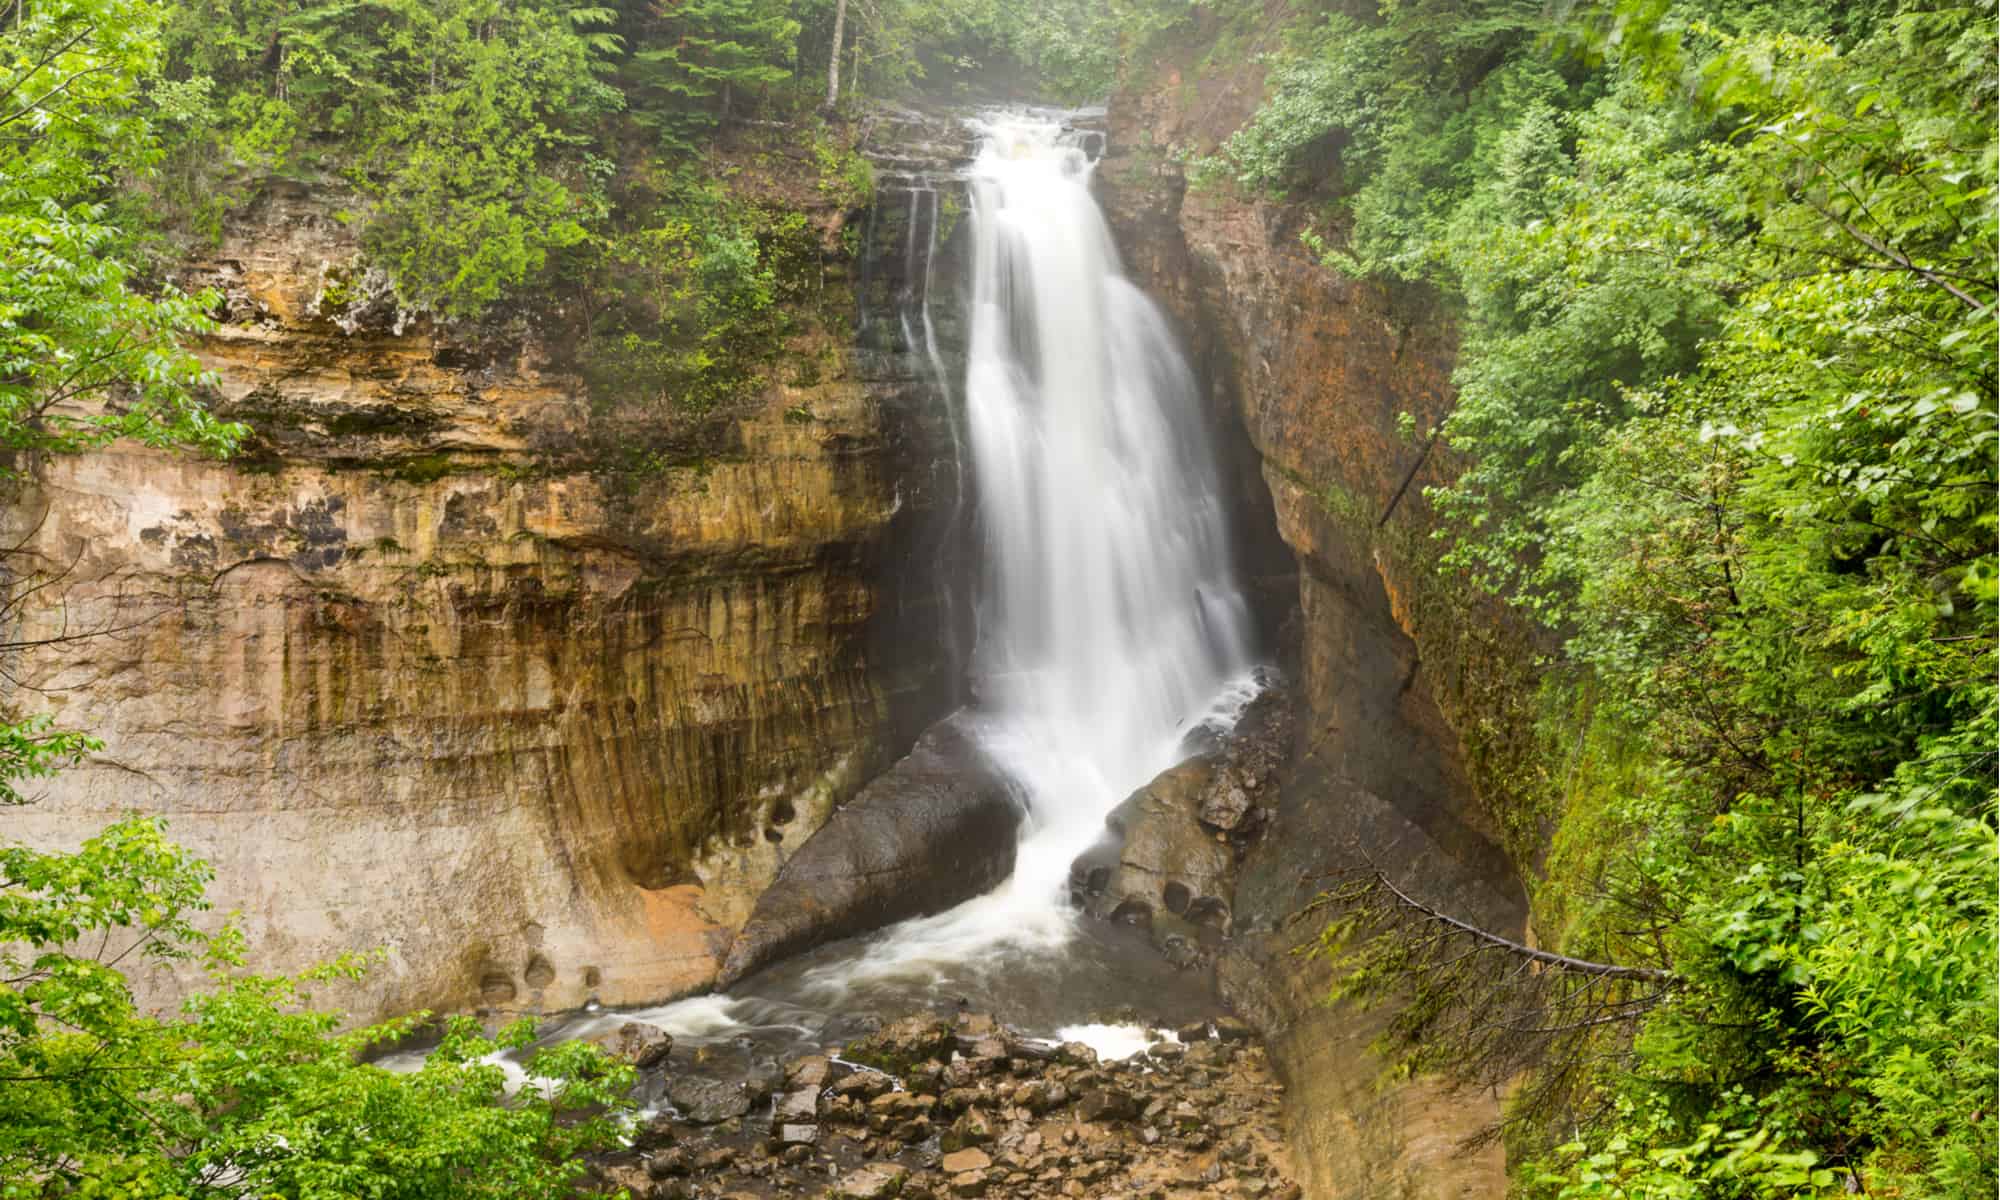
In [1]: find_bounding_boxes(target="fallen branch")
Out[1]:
[1373,872,1681,986]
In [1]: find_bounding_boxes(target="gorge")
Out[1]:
[7,96,1519,1195]
[6,1,1991,1197]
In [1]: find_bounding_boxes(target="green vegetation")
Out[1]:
[10,0,1992,1193]
[3,1,1166,1186]
[1,0,243,464]
[0,820,636,1198]
[1201,0,1996,1193]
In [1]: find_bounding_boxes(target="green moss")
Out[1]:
[393,454,456,484]
[1308,470,1554,872]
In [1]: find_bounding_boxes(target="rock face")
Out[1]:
[718,715,1023,985]
[1098,38,1532,1200]
[1070,689,1295,969]
[3,135,966,1021]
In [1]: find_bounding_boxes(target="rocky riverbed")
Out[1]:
[588,1010,1302,1199]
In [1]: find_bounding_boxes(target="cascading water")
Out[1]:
[807,110,1259,980]
[478,109,1264,1067]
[960,111,1255,880]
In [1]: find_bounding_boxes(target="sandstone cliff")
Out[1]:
[3,146,961,1022]
[1097,33,1535,1198]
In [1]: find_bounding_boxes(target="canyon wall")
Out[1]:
[3,141,963,1023]
[1099,44,1536,1200]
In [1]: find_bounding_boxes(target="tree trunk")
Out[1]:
[824,0,846,110]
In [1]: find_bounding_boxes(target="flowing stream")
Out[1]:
[454,110,1262,1077]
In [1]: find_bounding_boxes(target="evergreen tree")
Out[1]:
[635,0,799,125]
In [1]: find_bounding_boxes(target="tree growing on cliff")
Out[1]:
[0,0,251,804]
[0,817,638,1198]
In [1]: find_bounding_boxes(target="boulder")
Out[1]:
[940,1148,992,1173]
[590,1021,674,1069]
[846,1012,956,1074]
[831,1164,908,1199]
[720,716,1023,985]
[774,1123,820,1147]
[1073,757,1235,934]
[785,1054,841,1089]
[773,1087,821,1126]
[1076,1087,1136,1123]
[665,1075,751,1125]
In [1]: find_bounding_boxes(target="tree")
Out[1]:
[635,0,799,127]
[1243,0,1998,1192]
[1,0,241,461]
[0,0,249,804]
[0,818,637,1198]
[824,0,846,108]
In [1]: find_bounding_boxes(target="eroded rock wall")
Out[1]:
[4,163,960,1022]
[1099,49,1532,1200]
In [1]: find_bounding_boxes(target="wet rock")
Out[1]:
[904,1059,946,1093]
[1082,758,1236,938]
[1076,1087,1137,1123]
[632,1112,677,1151]
[590,1021,674,1069]
[831,1070,894,1102]
[602,1163,652,1197]
[774,1087,822,1125]
[719,718,1024,986]
[1197,770,1257,833]
[1160,933,1201,969]
[775,1123,820,1148]
[831,1163,908,1199]
[1215,1015,1255,1042]
[847,1012,956,1074]
[588,1005,1302,1200]
[1056,1042,1098,1067]
[667,1076,752,1124]
[940,1148,991,1173]
[786,1054,841,1089]
[943,1106,996,1150]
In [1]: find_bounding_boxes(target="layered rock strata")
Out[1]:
[4,147,961,1021]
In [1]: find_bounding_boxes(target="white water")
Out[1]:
[782,110,1257,994]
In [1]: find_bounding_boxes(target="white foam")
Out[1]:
[1054,1023,1177,1062]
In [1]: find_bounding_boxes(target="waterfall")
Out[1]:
[795,110,1259,987]
[959,111,1255,893]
